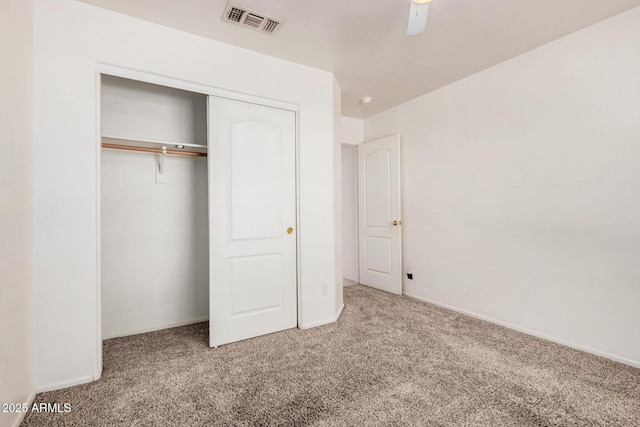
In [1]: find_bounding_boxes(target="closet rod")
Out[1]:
[102,143,207,157]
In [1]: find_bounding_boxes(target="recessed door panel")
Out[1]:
[365,150,391,228]
[230,121,282,241]
[231,254,284,317]
[209,96,297,347]
[365,236,392,275]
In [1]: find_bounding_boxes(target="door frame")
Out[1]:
[94,63,301,380]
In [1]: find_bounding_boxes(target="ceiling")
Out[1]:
[77,0,640,118]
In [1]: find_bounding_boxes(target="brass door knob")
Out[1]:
[392,220,403,226]
[287,227,294,234]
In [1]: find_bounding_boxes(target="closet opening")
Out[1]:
[97,68,300,375]
[99,75,210,352]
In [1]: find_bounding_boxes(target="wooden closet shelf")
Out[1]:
[101,136,207,157]
[102,143,207,157]
[102,135,207,149]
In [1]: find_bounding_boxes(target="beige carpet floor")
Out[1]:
[23,285,640,426]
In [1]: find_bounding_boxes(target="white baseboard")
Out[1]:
[103,316,209,340]
[403,292,640,369]
[299,304,344,330]
[36,375,94,393]
[10,390,36,427]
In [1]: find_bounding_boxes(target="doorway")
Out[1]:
[100,75,209,341]
[342,144,359,286]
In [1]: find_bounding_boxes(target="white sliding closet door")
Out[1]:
[208,96,297,347]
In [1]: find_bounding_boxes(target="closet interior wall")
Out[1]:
[100,75,209,339]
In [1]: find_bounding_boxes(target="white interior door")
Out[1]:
[208,96,297,347]
[358,135,402,295]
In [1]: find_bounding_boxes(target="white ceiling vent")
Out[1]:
[222,2,284,35]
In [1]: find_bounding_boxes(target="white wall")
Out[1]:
[101,75,207,146]
[365,7,640,367]
[34,0,339,391]
[341,145,358,282]
[0,0,35,426]
[341,116,364,145]
[101,152,209,339]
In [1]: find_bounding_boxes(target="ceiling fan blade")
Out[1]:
[406,2,429,36]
